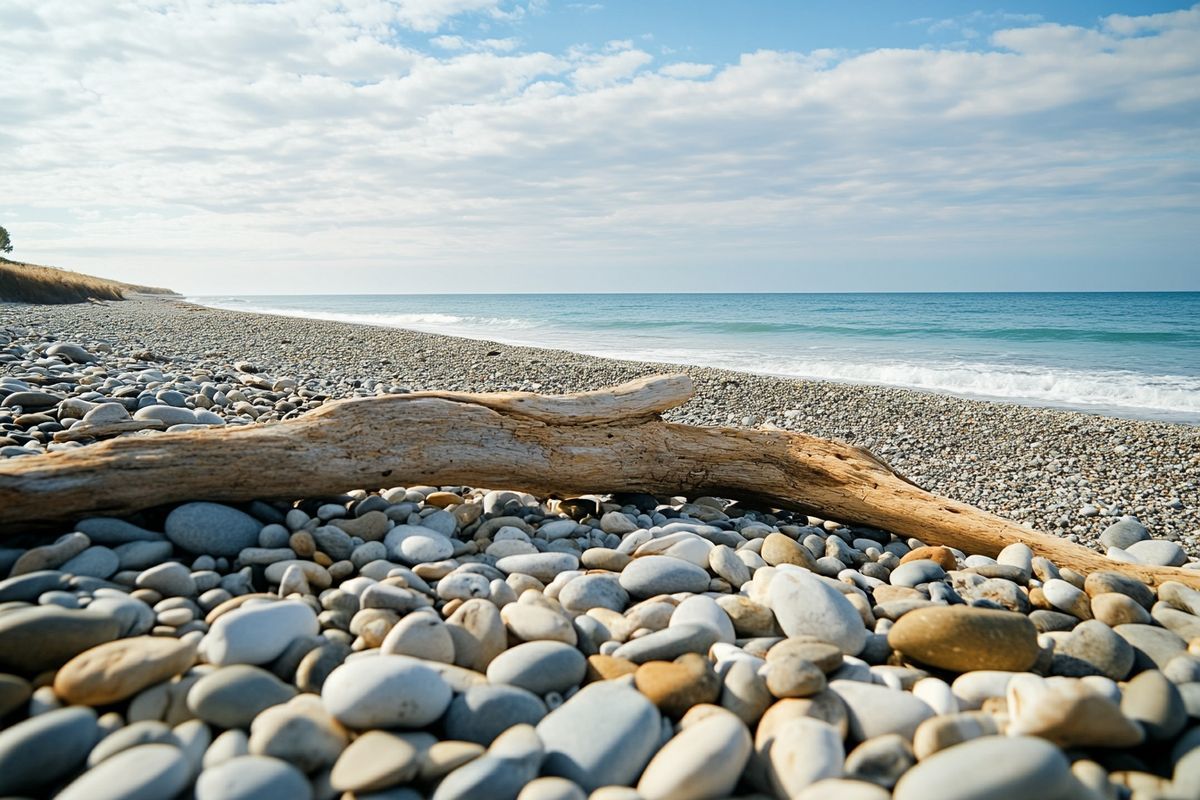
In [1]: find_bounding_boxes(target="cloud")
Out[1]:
[431,34,521,52]
[0,1,1197,292]
[659,62,714,79]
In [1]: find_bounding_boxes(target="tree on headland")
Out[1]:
[0,226,11,255]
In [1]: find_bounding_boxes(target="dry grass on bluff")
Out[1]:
[0,258,176,304]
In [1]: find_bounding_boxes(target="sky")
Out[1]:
[1,1,1198,294]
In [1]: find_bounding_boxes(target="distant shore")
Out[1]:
[4,294,1198,554]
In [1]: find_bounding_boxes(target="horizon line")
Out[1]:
[183,289,1200,297]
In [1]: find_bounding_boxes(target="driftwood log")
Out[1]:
[1,374,1197,589]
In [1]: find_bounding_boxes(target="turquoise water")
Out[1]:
[193,293,1200,423]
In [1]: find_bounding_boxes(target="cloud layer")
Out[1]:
[2,1,1198,292]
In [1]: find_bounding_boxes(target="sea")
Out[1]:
[191,292,1200,425]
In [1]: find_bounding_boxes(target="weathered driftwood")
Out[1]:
[1,374,1196,588]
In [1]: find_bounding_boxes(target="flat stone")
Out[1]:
[381,612,457,662]
[86,721,177,767]
[792,780,891,800]
[56,744,191,800]
[295,640,351,693]
[203,599,319,665]
[46,342,96,363]
[716,595,780,638]
[634,653,721,718]
[637,707,752,800]
[600,511,639,534]
[54,635,197,705]
[1090,592,1153,626]
[137,561,198,596]
[887,605,1039,673]
[830,680,935,743]
[1099,517,1150,550]
[166,502,261,556]
[331,510,390,541]
[893,735,1076,800]
[249,694,349,773]
[844,733,916,789]
[761,717,844,797]
[1041,578,1092,619]
[538,681,661,792]
[135,405,200,426]
[10,532,90,576]
[1121,669,1187,741]
[446,598,508,672]
[496,553,580,583]
[1049,619,1134,680]
[911,711,999,760]
[445,684,548,746]
[114,540,174,571]
[670,594,736,644]
[0,673,32,717]
[1006,674,1142,749]
[322,654,452,729]
[612,623,720,664]
[516,777,587,800]
[81,402,131,423]
[502,603,577,645]
[1154,605,1200,641]
[0,569,69,603]
[486,640,587,694]
[1,390,62,410]
[0,706,99,795]
[1114,623,1187,670]
[432,724,544,800]
[59,546,119,580]
[89,593,157,636]
[890,560,946,588]
[766,654,828,699]
[188,665,297,729]
[719,659,773,726]
[709,545,752,588]
[195,755,313,800]
[761,533,818,570]
[330,730,434,793]
[1160,580,1200,616]
[619,556,711,598]
[559,574,629,613]
[0,606,122,675]
[76,517,165,545]
[768,570,867,656]
[420,740,486,783]
[1126,540,1187,567]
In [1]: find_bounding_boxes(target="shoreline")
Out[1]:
[3,294,1198,554]
[187,293,1200,427]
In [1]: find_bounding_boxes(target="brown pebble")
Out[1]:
[900,546,957,572]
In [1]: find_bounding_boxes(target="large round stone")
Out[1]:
[768,570,866,656]
[445,684,548,746]
[196,755,313,800]
[165,502,261,556]
[54,635,197,705]
[485,641,587,695]
[0,606,122,675]
[538,681,662,792]
[188,665,297,729]
[619,556,711,599]
[0,707,99,795]
[888,606,1039,673]
[56,744,191,800]
[893,735,1076,800]
[203,600,319,666]
[637,708,751,800]
[322,655,452,729]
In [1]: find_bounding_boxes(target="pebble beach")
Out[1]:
[1,295,1200,799]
